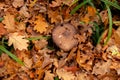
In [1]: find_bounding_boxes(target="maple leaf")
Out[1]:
[33,16,48,33]
[56,69,75,80]
[2,13,16,32]
[8,32,29,50]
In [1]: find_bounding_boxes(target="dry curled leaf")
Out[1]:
[56,69,75,80]
[33,16,48,33]
[8,32,29,50]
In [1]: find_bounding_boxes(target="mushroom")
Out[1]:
[52,23,78,51]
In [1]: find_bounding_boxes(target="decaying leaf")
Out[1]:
[8,32,29,50]
[2,13,16,32]
[33,16,48,33]
[56,68,75,80]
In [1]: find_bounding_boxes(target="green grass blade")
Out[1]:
[26,36,51,41]
[101,0,120,10]
[104,4,113,45]
[0,45,24,65]
[70,0,90,15]
[70,0,79,6]
[0,17,4,22]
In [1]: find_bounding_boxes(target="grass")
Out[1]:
[0,38,24,65]
[0,45,24,65]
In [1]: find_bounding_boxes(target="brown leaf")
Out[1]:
[48,10,62,23]
[2,13,16,32]
[12,0,24,8]
[92,60,111,75]
[33,16,48,33]
[49,0,62,7]
[19,5,30,18]
[44,70,55,80]
[80,6,96,24]
[0,23,7,37]
[56,68,75,80]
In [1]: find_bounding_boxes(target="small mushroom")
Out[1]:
[52,23,78,51]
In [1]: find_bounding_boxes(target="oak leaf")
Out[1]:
[8,32,29,50]
[33,16,48,33]
[2,13,16,32]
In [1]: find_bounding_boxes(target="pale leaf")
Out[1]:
[12,0,24,8]
[8,32,29,50]
[56,69,75,80]
[44,70,55,80]
[2,13,16,32]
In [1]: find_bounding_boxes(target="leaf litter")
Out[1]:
[0,0,120,80]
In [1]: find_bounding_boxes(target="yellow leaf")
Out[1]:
[8,32,29,50]
[2,13,16,32]
[33,16,48,33]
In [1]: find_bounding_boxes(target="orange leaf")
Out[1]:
[33,15,48,33]
[81,6,96,24]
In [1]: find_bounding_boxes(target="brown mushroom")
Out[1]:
[52,23,78,51]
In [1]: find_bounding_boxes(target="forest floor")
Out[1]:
[0,0,120,80]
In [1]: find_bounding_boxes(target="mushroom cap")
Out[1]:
[52,23,78,51]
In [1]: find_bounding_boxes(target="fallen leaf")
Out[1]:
[80,6,96,24]
[19,5,30,18]
[8,32,29,50]
[23,57,33,68]
[107,45,120,56]
[33,15,48,33]
[92,60,111,75]
[48,10,62,23]
[2,13,16,32]
[44,70,55,80]
[49,0,62,7]
[12,0,24,8]
[56,68,75,80]
[0,23,7,37]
